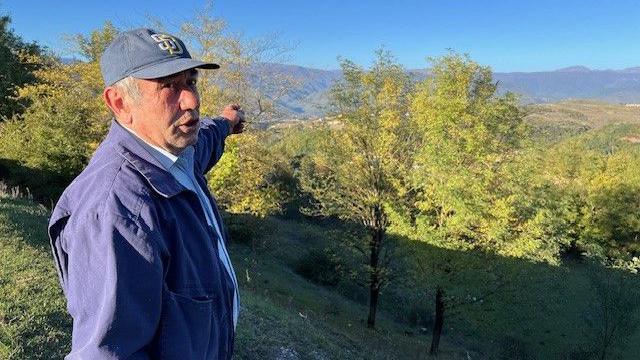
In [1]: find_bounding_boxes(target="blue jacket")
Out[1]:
[48,119,235,359]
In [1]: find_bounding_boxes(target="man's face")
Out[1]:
[129,69,200,155]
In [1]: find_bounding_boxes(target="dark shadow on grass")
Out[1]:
[247,211,640,359]
[0,197,50,251]
[0,157,73,206]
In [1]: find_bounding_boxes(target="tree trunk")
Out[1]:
[366,205,385,328]
[429,287,445,356]
[367,279,380,328]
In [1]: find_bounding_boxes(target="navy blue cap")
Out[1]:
[100,28,219,86]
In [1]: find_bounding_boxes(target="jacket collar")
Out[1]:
[107,119,187,198]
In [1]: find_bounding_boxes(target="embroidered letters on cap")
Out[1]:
[150,33,184,55]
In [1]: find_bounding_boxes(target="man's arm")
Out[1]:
[194,104,245,174]
[60,211,163,359]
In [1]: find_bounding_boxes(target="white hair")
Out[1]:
[112,76,141,103]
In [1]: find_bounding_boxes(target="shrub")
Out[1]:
[224,213,276,252]
[295,248,343,286]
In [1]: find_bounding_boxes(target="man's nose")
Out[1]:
[179,88,199,111]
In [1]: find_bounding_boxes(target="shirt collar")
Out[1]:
[120,123,180,171]
[107,120,188,197]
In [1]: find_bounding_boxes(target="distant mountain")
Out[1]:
[553,66,592,72]
[252,64,640,119]
[493,66,640,104]
[250,63,342,118]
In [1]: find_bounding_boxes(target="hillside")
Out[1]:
[3,184,640,359]
[0,191,456,359]
[524,100,640,142]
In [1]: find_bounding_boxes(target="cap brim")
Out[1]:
[129,57,220,80]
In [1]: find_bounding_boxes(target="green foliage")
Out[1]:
[505,125,640,263]
[294,247,343,286]
[582,150,640,256]
[208,131,292,217]
[297,50,418,327]
[177,7,297,120]
[209,124,331,219]
[0,24,113,201]
[0,15,44,120]
[410,52,527,253]
[65,21,118,62]
[0,59,109,172]
[300,50,415,227]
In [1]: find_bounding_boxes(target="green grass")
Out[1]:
[0,196,70,359]
[232,242,436,359]
[227,215,640,359]
[0,195,447,359]
[2,193,640,359]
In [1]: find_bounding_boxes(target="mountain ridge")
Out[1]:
[252,63,640,119]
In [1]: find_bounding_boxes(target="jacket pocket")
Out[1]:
[159,288,218,359]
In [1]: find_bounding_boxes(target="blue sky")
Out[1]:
[2,0,639,72]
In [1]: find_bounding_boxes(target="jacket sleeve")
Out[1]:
[59,210,164,359]
[194,117,230,174]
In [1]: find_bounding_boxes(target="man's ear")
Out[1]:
[103,87,131,124]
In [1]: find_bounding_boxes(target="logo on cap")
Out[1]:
[150,33,184,55]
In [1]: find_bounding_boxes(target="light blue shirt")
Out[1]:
[122,125,240,328]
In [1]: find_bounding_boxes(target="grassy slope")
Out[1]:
[2,188,640,358]
[0,197,70,359]
[0,195,462,359]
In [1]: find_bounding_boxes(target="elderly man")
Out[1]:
[48,28,242,359]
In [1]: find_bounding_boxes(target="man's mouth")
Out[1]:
[179,117,200,131]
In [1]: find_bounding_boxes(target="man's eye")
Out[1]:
[188,79,198,87]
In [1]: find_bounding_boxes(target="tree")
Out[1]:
[410,52,526,355]
[176,4,298,121]
[411,52,526,250]
[163,5,299,217]
[581,148,640,259]
[509,125,640,264]
[0,23,114,200]
[208,130,292,218]
[0,15,44,120]
[65,21,118,62]
[299,50,416,328]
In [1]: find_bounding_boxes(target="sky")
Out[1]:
[2,0,640,72]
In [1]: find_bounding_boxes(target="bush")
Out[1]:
[295,248,343,286]
[226,214,257,246]
[224,213,276,252]
[0,158,71,204]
